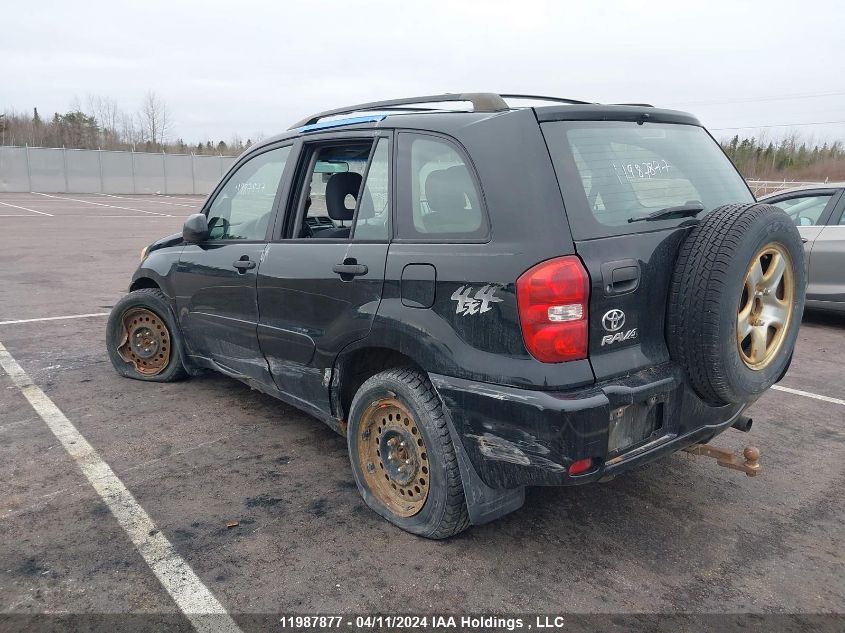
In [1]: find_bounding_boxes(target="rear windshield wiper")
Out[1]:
[628,202,705,223]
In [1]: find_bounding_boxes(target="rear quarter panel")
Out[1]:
[368,108,597,389]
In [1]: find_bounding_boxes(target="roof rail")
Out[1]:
[499,94,592,105]
[290,93,510,129]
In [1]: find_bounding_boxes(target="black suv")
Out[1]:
[107,93,806,538]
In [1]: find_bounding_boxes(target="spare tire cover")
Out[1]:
[666,203,807,406]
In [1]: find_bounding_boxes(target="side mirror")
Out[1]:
[183,213,209,243]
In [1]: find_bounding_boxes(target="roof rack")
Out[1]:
[499,94,592,105]
[290,93,510,129]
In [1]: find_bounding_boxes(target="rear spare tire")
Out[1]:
[666,203,806,406]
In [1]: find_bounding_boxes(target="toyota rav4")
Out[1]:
[107,93,807,538]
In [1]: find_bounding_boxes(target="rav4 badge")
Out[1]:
[601,309,637,346]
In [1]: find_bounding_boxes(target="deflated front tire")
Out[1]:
[106,288,188,382]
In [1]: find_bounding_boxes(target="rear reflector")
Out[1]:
[568,458,593,476]
[516,256,590,363]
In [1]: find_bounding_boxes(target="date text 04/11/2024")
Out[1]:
[278,615,574,630]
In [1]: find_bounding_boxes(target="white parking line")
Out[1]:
[98,193,196,208]
[155,194,206,201]
[0,214,173,219]
[0,313,109,326]
[0,342,241,633]
[30,192,171,217]
[0,200,54,216]
[771,385,845,406]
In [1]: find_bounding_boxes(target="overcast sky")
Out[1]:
[3,0,844,144]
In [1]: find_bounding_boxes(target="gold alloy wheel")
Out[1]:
[116,307,171,376]
[356,398,430,517]
[736,242,794,370]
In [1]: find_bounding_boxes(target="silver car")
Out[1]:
[760,184,845,312]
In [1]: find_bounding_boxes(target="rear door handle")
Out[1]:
[332,263,368,277]
[233,258,256,273]
[601,259,640,296]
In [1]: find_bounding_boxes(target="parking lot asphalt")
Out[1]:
[1,193,843,621]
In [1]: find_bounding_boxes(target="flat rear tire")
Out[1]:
[347,368,470,539]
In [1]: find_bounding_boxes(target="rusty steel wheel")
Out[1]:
[736,242,795,371]
[348,368,470,538]
[116,307,172,376]
[356,398,430,517]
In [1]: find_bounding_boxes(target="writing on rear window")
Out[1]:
[613,159,671,181]
[541,121,754,230]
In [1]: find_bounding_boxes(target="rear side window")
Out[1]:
[542,121,753,238]
[397,133,487,240]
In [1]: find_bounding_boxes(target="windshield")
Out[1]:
[542,121,753,238]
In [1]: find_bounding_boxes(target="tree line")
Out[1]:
[0,92,254,156]
[3,95,845,180]
[720,133,845,182]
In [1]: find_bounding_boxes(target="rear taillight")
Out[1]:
[568,457,594,476]
[516,256,590,363]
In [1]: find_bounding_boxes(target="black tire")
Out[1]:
[347,368,470,539]
[106,288,188,382]
[666,203,806,406]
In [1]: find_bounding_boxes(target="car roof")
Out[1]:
[248,92,702,153]
[759,183,845,198]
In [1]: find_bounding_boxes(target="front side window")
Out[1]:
[293,142,372,239]
[770,194,834,226]
[207,146,291,240]
[397,133,486,239]
[542,121,754,238]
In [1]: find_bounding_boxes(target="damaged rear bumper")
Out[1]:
[430,362,746,490]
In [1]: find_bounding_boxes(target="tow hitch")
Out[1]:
[684,444,761,477]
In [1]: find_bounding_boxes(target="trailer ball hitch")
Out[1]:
[684,444,761,477]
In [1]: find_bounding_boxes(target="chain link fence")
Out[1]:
[0,145,237,194]
[745,179,828,198]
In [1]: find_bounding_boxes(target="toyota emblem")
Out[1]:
[602,309,626,332]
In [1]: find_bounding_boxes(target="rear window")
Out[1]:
[542,121,753,238]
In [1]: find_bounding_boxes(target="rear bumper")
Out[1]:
[430,363,746,489]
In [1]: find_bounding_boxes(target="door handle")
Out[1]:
[601,259,640,296]
[332,262,368,278]
[233,257,256,273]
